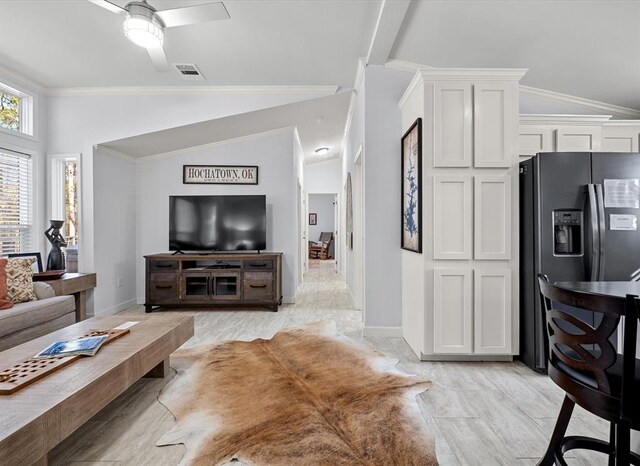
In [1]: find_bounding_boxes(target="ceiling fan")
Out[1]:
[88,0,230,72]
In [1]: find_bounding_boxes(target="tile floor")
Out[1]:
[49,260,610,465]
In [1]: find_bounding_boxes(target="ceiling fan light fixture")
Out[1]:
[123,6,164,49]
[315,147,330,156]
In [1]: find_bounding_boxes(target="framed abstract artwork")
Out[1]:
[401,118,422,253]
[309,213,317,225]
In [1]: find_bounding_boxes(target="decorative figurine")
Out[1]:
[45,220,67,271]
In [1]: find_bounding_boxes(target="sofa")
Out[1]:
[0,282,75,352]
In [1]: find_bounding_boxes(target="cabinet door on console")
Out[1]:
[244,271,274,300]
[244,259,274,270]
[212,273,241,300]
[148,273,179,303]
[181,273,212,301]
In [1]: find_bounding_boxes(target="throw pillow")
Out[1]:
[6,257,37,303]
[0,258,13,309]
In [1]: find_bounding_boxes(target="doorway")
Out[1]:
[307,193,336,263]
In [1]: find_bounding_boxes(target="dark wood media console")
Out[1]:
[144,253,283,312]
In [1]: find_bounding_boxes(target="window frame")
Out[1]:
[0,147,34,255]
[48,152,82,252]
[0,81,35,140]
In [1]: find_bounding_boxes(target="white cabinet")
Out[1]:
[433,176,472,260]
[474,269,512,354]
[474,175,512,260]
[400,68,524,360]
[433,83,472,167]
[474,82,517,167]
[556,126,602,151]
[433,269,472,354]
[518,115,615,156]
[433,81,517,168]
[518,126,553,158]
[602,123,640,152]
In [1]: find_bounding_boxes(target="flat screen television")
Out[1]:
[169,195,266,252]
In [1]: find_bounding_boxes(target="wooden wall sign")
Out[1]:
[183,165,259,185]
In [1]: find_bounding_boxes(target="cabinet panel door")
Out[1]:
[474,269,512,354]
[434,83,472,167]
[433,269,472,354]
[474,82,516,167]
[556,126,602,151]
[518,125,554,157]
[602,136,635,152]
[433,176,472,260]
[474,175,512,260]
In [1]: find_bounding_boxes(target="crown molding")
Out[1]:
[385,58,433,73]
[520,85,640,119]
[0,65,47,95]
[353,58,366,93]
[398,71,424,109]
[94,144,137,162]
[419,68,528,81]
[519,114,613,125]
[603,120,640,127]
[340,90,359,161]
[46,85,339,97]
[128,126,297,162]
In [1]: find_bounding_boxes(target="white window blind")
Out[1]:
[0,149,32,255]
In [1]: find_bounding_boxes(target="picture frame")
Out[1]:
[183,165,259,185]
[7,252,43,273]
[309,213,317,225]
[401,118,422,253]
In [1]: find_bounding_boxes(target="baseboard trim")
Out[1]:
[96,298,138,316]
[419,353,514,362]
[281,296,296,305]
[362,326,403,337]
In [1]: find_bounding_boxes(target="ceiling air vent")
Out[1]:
[172,63,205,81]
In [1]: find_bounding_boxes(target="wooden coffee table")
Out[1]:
[0,314,194,466]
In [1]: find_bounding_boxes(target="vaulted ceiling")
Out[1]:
[0,0,637,109]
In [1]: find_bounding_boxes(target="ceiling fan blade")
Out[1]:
[156,2,230,28]
[88,0,126,14]
[147,47,171,72]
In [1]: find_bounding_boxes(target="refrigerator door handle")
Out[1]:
[587,184,600,281]
[595,184,606,280]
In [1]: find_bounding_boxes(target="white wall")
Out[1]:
[304,158,342,193]
[343,75,365,293]
[363,66,413,329]
[135,128,299,304]
[93,149,136,314]
[342,65,413,333]
[46,90,324,314]
[308,194,335,242]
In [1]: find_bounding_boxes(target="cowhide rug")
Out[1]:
[157,321,438,466]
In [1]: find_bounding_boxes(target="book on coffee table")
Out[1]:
[34,335,109,359]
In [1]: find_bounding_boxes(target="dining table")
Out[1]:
[554,281,640,303]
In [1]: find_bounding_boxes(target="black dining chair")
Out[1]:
[537,275,640,466]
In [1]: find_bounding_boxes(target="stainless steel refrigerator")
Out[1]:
[519,152,640,372]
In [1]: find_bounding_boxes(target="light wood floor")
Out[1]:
[49,260,609,466]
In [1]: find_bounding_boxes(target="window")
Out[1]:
[49,154,80,248]
[0,92,20,132]
[64,160,79,245]
[0,149,32,255]
[0,83,33,136]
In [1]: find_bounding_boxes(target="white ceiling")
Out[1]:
[0,0,380,88]
[100,91,352,161]
[391,0,640,110]
[0,0,637,143]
